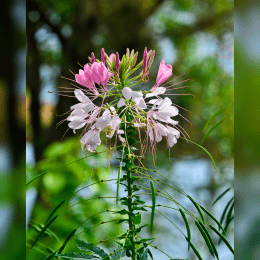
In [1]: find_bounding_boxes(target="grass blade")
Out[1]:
[200,119,224,145]
[212,187,231,206]
[202,108,223,132]
[179,209,191,251]
[195,221,215,257]
[209,224,234,254]
[180,138,217,171]
[45,200,65,224]
[200,205,227,236]
[31,216,58,248]
[187,195,205,223]
[150,180,156,234]
[198,221,219,260]
[58,228,77,254]
[185,237,203,260]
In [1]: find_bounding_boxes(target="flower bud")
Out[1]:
[147,50,155,70]
[131,52,138,69]
[91,52,95,63]
[101,48,105,63]
[143,47,148,76]
[126,48,130,58]
[116,52,120,77]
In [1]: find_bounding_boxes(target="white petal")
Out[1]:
[148,99,160,104]
[132,91,143,101]
[157,122,168,136]
[157,97,172,109]
[96,115,111,130]
[166,126,180,139]
[157,106,178,118]
[68,120,87,133]
[122,87,132,100]
[110,115,121,130]
[145,87,166,98]
[134,123,146,127]
[74,89,91,103]
[117,98,126,108]
[135,97,147,109]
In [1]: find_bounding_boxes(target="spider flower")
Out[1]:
[62,47,189,153]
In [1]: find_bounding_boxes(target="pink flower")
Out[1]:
[90,62,113,88]
[156,60,172,86]
[75,65,94,90]
[109,54,115,63]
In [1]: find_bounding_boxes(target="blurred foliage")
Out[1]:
[27,137,123,259]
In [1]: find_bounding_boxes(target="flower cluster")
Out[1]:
[63,48,189,153]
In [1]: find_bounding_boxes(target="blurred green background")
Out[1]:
[3,0,253,259]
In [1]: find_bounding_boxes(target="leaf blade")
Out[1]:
[150,180,156,234]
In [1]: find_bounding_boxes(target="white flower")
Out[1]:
[70,89,95,112]
[166,126,180,147]
[80,128,102,152]
[117,87,147,109]
[145,87,166,98]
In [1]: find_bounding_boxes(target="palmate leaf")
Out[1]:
[76,239,109,258]
[202,108,223,132]
[111,246,126,259]
[187,195,205,223]
[137,248,148,260]
[219,197,234,229]
[58,252,100,259]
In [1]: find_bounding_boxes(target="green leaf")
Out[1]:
[45,200,65,224]
[76,239,109,258]
[150,181,156,234]
[187,195,205,223]
[58,228,77,254]
[219,197,234,231]
[200,205,227,235]
[111,246,126,259]
[138,248,148,260]
[31,216,58,248]
[202,108,223,132]
[43,252,56,260]
[58,253,99,259]
[195,221,215,257]
[209,225,234,254]
[178,209,191,251]
[200,119,224,145]
[184,237,203,260]
[181,138,217,171]
[198,221,219,260]
[133,213,142,225]
[212,187,231,206]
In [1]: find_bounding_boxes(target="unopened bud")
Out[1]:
[131,52,138,68]
[116,52,120,77]
[126,48,130,58]
[101,48,105,63]
[147,50,155,69]
[143,47,147,75]
[91,52,95,63]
